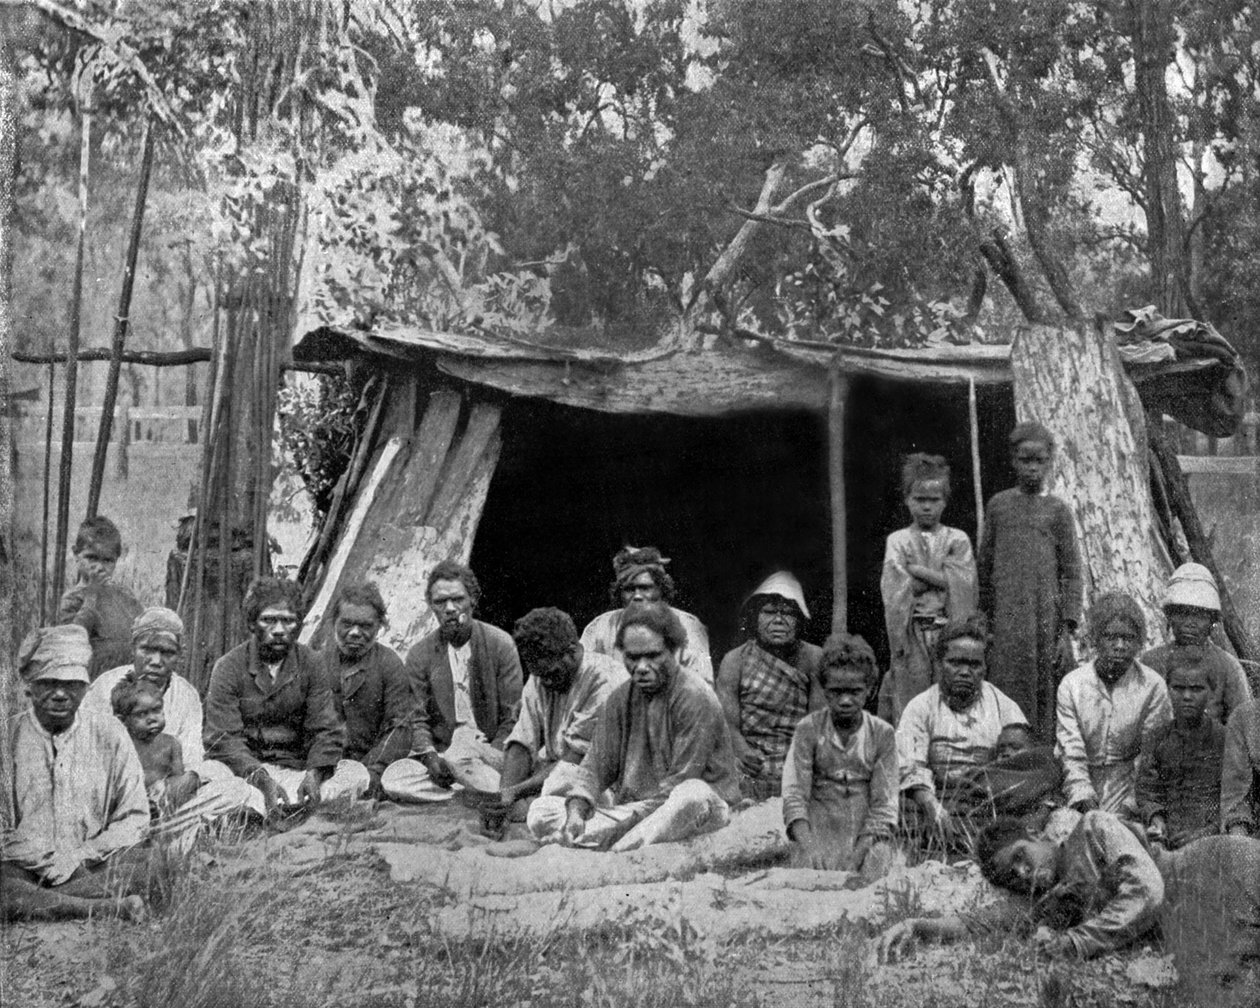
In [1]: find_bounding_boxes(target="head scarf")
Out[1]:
[612,545,670,590]
[131,606,184,645]
[18,625,92,683]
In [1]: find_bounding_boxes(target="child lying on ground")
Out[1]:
[782,633,898,881]
[112,677,200,816]
[1137,658,1225,849]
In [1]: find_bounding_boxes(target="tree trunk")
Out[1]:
[1128,0,1190,317]
[1010,323,1168,635]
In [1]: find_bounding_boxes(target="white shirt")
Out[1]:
[448,642,475,727]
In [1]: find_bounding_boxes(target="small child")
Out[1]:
[978,421,1083,742]
[57,516,143,681]
[1137,658,1226,848]
[994,723,1036,762]
[782,633,898,882]
[879,454,976,723]
[1056,592,1172,816]
[111,677,200,815]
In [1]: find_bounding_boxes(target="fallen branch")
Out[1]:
[12,346,340,373]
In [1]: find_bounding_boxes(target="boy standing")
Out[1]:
[782,633,898,880]
[57,516,143,681]
[880,455,976,723]
[1137,660,1225,848]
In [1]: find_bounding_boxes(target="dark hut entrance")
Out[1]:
[470,379,1015,666]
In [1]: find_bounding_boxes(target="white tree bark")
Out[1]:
[1010,323,1168,636]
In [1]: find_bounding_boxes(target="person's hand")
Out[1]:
[422,753,455,789]
[248,768,289,814]
[737,746,765,777]
[43,849,85,886]
[877,920,923,964]
[561,805,587,846]
[1070,797,1099,814]
[296,770,323,808]
[1032,926,1072,956]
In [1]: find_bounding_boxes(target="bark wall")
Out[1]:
[1010,323,1168,637]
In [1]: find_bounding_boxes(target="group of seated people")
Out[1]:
[5,519,1260,982]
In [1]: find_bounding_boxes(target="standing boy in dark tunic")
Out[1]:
[57,516,143,681]
[978,421,1083,742]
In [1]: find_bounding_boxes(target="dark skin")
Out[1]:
[717,597,803,777]
[1165,604,1215,648]
[562,625,678,845]
[904,480,950,592]
[420,578,476,787]
[787,666,875,869]
[909,636,988,834]
[1012,438,1079,647]
[27,678,89,735]
[249,603,323,810]
[1147,665,1212,846]
[496,642,585,807]
[1070,615,1143,814]
[122,693,200,812]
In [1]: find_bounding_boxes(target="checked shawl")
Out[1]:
[735,641,814,783]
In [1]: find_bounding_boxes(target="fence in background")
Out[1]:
[15,404,201,444]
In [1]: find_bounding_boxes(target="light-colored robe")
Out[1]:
[2,707,148,877]
[507,652,627,765]
[1056,660,1173,814]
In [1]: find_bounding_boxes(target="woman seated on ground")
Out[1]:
[879,809,1260,994]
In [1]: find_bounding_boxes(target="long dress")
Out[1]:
[977,488,1082,742]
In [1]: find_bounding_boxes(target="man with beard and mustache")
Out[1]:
[388,561,522,799]
[204,577,361,815]
[897,614,1029,848]
[319,583,412,798]
[716,572,825,799]
[1056,592,1173,816]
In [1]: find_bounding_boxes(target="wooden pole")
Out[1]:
[828,356,848,635]
[968,376,984,541]
[51,73,92,606]
[38,360,54,622]
[87,118,155,518]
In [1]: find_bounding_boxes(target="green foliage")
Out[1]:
[276,375,359,518]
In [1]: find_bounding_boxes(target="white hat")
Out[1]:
[1164,563,1221,613]
[747,571,811,621]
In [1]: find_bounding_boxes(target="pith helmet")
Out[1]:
[1164,563,1221,613]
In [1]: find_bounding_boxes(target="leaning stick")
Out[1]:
[968,375,984,541]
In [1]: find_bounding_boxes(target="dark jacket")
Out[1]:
[404,620,522,754]
[203,640,344,776]
[320,642,413,775]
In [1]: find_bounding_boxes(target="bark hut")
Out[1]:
[1010,323,1168,634]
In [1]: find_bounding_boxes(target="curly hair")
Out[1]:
[974,817,1034,890]
[242,576,305,626]
[1087,591,1146,646]
[1008,420,1055,453]
[513,607,579,668]
[426,560,481,609]
[615,601,687,653]
[934,612,991,661]
[609,565,675,607]
[74,515,123,560]
[110,674,164,720]
[901,453,951,498]
[820,632,879,688]
[333,582,388,623]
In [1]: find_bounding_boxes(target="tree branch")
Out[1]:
[12,346,339,373]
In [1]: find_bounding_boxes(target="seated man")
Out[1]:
[1222,698,1260,837]
[204,577,363,814]
[528,602,741,852]
[717,571,824,798]
[897,614,1029,847]
[1142,563,1253,724]
[1137,658,1226,848]
[581,545,714,685]
[782,632,897,880]
[319,583,412,796]
[1057,592,1172,816]
[485,607,626,829]
[386,561,522,800]
[3,625,149,922]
